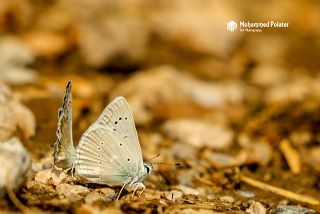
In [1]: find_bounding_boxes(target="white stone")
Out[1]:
[0,137,32,198]
[163,118,233,149]
[164,190,183,202]
[246,201,266,214]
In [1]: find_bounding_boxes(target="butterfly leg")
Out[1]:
[62,167,74,178]
[71,164,75,178]
[131,183,139,197]
[131,183,145,197]
[116,182,128,201]
[138,183,145,197]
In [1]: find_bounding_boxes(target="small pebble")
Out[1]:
[164,190,183,202]
[246,201,266,214]
[235,190,255,198]
[174,185,200,196]
[219,195,234,203]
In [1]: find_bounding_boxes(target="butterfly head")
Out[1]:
[144,162,153,175]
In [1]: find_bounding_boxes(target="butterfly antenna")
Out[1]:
[147,153,160,163]
[152,163,182,167]
[147,153,182,167]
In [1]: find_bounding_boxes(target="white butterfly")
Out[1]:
[53,81,153,200]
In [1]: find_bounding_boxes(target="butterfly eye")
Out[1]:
[145,165,152,173]
[119,117,122,120]
[127,158,130,161]
[115,121,118,124]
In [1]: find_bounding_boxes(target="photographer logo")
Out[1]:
[227,20,289,33]
[227,21,237,32]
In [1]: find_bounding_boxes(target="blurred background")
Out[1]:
[0,0,320,212]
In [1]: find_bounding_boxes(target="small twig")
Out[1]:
[239,174,320,205]
[279,139,301,174]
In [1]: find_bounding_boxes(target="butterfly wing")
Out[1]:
[96,96,144,171]
[75,125,139,185]
[53,81,75,169]
[74,96,145,185]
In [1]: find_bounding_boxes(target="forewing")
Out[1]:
[95,97,144,171]
[53,81,75,169]
[75,126,138,185]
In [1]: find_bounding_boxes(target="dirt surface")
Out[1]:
[0,0,320,214]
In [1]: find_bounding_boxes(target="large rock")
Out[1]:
[0,36,38,85]
[0,81,36,141]
[163,118,233,150]
[111,66,243,125]
[0,137,32,198]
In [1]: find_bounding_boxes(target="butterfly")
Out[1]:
[53,81,153,200]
